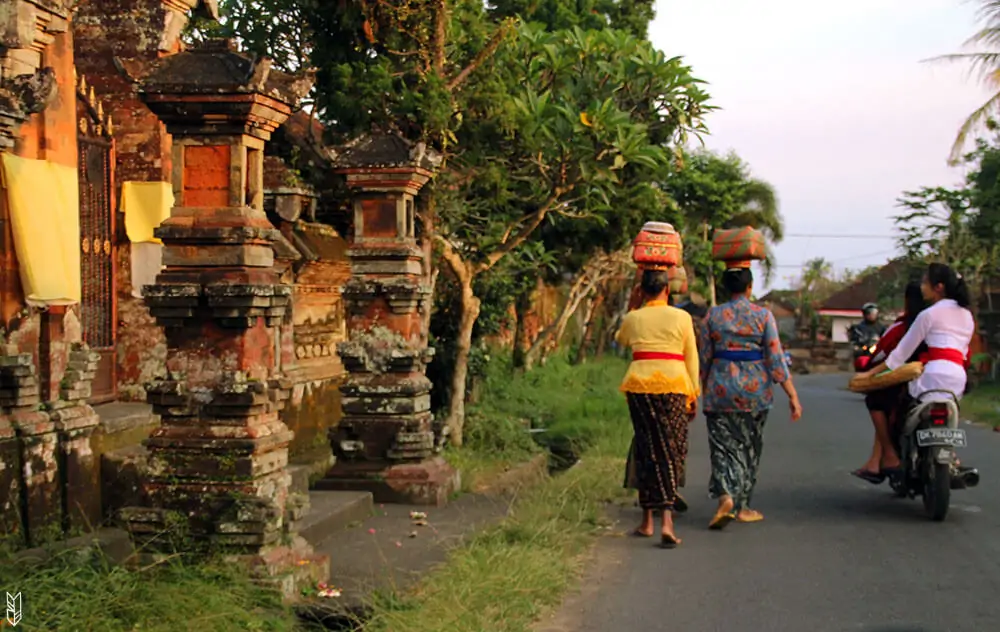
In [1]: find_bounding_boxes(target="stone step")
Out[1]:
[299,491,374,547]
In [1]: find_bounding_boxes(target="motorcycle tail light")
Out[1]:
[929,403,949,426]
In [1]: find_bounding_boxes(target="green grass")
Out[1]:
[0,548,301,631]
[963,380,1000,427]
[366,355,634,632]
[463,353,632,456]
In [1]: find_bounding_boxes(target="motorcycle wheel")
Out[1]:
[922,458,951,521]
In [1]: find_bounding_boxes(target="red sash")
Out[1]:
[922,347,970,369]
[632,352,685,362]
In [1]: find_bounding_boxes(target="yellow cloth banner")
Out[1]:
[0,153,81,306]
[122,181,173,244]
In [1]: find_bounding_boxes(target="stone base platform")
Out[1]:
[314,457,460,506]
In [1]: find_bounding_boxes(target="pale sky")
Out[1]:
[649,0,994,290]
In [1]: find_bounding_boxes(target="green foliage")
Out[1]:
[663,149,784,292]
[466,352,632,456]
[491,0,656,38]
[894,132,1000,308]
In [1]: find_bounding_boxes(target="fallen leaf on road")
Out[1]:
[368,528,376,534]
[413,519,428,527]
[409,511,427,520]
[408,531,418,538]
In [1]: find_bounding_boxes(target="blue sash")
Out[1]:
[715,349,764,362]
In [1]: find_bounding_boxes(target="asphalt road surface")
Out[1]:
[537,374,1000,632]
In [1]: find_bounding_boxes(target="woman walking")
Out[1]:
[615,268,700,548]
[699,267,802,530]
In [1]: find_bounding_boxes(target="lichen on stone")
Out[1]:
[338,326,416,375]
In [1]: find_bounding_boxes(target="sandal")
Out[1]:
[851,469,886,485]
[659,533,680,549]
[709,497,735,530]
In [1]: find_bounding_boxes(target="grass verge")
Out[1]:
[0,549,301,631]
[366,355,634,632]
[963,379,1000,428]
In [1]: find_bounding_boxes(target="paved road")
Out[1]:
[537,374,1000,632]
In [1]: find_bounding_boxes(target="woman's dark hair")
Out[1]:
[640,269,670,298]
[903,281,927,328]
[926,263,971,308]
[721,268,753,296]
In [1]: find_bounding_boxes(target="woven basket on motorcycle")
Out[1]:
[632,221,683,270]
[848,362,924,393]
[711,226,767,269]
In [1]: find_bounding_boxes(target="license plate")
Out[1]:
[916,428,967,448]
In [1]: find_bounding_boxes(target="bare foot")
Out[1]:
[709,496,736,530]
[633,509,655,537]
[660,514,681,546]
[736,509,764,523]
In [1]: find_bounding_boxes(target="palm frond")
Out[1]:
[949,89,1000,164]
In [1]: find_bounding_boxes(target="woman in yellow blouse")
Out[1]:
[615,268,700,548]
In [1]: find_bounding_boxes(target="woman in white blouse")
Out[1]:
[856,263,975,475]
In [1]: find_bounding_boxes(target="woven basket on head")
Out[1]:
[848,362,924,394]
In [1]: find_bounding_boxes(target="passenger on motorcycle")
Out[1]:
[852,282,928,484]
[855,263,974,477]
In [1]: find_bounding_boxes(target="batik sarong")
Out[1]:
[624,393,690,510]
[706,410,768,510]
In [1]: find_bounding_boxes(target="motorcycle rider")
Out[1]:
[848,303,886,362]
[852,283,927,484]
[855,263,975,478]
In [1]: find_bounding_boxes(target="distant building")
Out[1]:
[755,291,797,337]
[818,259,914,343]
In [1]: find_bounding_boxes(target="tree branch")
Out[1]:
[434,234,473,284]
[481,185,574,272]
[447,21,511,91]
[432,0,447,77]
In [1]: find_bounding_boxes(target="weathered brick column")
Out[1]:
[315,134,459,506]
[118,40,326,591]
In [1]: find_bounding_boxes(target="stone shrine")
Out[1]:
[117,39,326,592]
[315,134,459,506]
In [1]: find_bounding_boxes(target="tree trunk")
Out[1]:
[419,197,438,345]
[704,222,717,306]
[528,272,594,367]
[574,293,603,364]
[512,287,534,370]
[446,274,480,447]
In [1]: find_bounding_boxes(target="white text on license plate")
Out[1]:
[916,428,967,448]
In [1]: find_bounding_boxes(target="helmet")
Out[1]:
[862,303,878,317]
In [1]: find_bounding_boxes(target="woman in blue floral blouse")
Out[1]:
[699,267,802,530]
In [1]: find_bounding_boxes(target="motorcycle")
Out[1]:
[851,331,881,372]
[889,389,980,520]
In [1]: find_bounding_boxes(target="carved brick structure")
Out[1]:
[315,134,459,506]
[73,1,222,402]
[0,0,104,547]
[116,40,326,590]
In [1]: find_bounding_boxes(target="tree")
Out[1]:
[662,149,784,304]
[926,1,1000,163]
[434,25,710,442]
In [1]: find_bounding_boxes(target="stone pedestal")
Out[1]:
[315,134,458,506]
[117,39,325,594]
